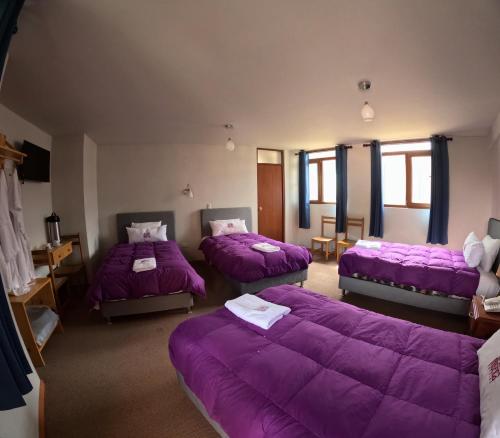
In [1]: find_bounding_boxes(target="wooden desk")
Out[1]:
[32,241,73,312]
[469,296,500,338]
[9,278,63,367]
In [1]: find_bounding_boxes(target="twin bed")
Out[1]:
[88,208,312,321]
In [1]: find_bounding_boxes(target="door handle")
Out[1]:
[259,206,263,212]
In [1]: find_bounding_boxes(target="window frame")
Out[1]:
[382,150,431,209]
[309,156,336,204]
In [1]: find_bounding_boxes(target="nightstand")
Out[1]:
[469,296,500,338]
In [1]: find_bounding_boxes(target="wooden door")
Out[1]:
[257,158,284,241]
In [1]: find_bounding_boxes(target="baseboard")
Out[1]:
[39,379,46,438]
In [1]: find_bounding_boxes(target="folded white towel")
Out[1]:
[355,240,382,250]
[225,294,291,329]
[251,243,281,253]
[133,257,157,272]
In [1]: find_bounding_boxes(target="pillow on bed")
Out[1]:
[126,225,167,243]
[463,232,484,268]
[131,221,162,229]
[480,235,500,272]
[209,219,248,237]
[478,329,500,438]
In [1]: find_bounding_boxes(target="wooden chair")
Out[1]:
[54,233,88,287]
[336,217,365,262]
[311,216,338,261]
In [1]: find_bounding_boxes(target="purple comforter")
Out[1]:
[171,285,483,437]
[339,242,480,298]
[199,233,312,282]
[170,285,483,438]
[88,241,205,306]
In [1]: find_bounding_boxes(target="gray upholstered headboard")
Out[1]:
[116,211,176,243]
[488,218,500,273]
[200,207,253,237]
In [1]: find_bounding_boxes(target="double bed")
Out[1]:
[199,207,312,294]
[169,284,483,438]
[88,211,205,321]
[338,218,500,315]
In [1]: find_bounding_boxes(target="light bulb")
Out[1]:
[225,138,235,151]
[361,101,375,122]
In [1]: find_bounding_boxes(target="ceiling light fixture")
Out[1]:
[224,123,235,151]
[358,80,375,122]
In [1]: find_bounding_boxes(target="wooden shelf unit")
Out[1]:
[9,278,63,367]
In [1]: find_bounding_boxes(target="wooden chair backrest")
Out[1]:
[321,216,337,240]
[346,217,365,240]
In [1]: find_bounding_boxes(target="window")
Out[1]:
[381,141,431,208]
[308,150,336,203]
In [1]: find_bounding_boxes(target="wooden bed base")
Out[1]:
[100,292,193,323]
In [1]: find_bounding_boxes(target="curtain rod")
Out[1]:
[362,136,453,147]
[294,145,352,156]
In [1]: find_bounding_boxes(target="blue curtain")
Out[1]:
[298,150,310,229]
[427,135,449,244]
[0,278,33,411]
[335,145,348,233]
[0,0,25,77]
[369,140,384,237]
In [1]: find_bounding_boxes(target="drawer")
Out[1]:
[51,243,72,264]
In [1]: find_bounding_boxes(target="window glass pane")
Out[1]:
[257,149,282,164]
[382,155,406,205]
[309,150,335,160]
[308,162,318,201]
[322,159,336,203]
[381,141,430,153]
[411,155,431,204]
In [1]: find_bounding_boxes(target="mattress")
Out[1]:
[88,241,205,307]
[339,242,480,298]
[199,233,312,282]
[169,285,483,438]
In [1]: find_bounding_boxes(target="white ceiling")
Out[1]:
[1,0,500,149]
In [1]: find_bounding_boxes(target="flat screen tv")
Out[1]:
[18,141,50,182]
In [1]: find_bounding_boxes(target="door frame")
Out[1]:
[256,148,285,242]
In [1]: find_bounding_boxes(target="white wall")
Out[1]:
[491,113,500,218]
[52,133,100,274]
[97,143,258,259]
[287,136,493,249]
[0,104,52,248]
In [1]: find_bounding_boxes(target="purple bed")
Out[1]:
[170,285,483,438]
[339,242,480,298]
[199,233,312,283]
[88,241,205,307]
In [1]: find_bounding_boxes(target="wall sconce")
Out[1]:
[182,184,194,199]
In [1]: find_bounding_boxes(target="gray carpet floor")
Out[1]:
[38,257,469,438]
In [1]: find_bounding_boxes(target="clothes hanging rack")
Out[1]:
[0,133,26,168]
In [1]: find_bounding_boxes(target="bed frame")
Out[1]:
[339,218,500,316]
[200,207,308,294]
[100,211,193,322]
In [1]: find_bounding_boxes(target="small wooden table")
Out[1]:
[9,278,63,367]
[469,296,500,338]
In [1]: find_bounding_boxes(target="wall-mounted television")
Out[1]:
[18,141,50,182]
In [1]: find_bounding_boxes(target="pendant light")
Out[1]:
[224,124,235,151]
[358,80,375,122]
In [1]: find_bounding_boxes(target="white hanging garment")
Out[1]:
[5,164,35,289]
[0,168,23,294]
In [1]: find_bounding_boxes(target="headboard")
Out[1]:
[116,211,176,243]
[200,207,253,237]
[487,217,500,273]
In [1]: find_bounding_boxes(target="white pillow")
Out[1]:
[476,268,500,298]
[209,219,248,237]
[463,232,485,268]
[480,235,500,272]
[126,225,167,243]
[131,221,161,229]
[478,329,500,438]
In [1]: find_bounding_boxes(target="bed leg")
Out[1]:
[300,281,304,288]
[106,317,112,325]
[341,289,348,297]
[187,307,192,314]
